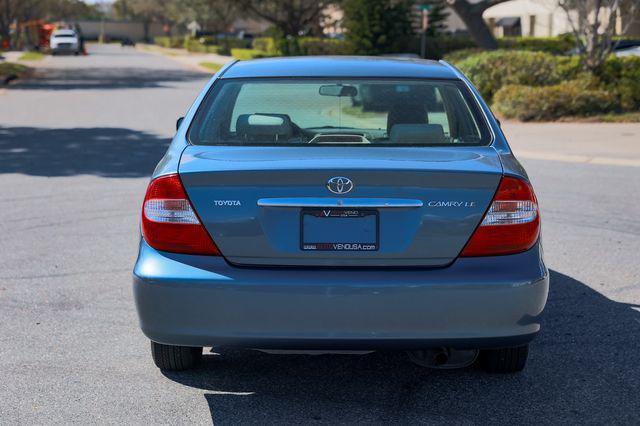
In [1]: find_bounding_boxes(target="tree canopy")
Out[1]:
[343,0,414,55]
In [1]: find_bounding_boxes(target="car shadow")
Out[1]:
[162,270,640,424]
[9,66,207,91]
[0,126,170,177]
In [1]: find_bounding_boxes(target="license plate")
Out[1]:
[301,209,378,251]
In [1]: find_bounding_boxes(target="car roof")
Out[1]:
[220,56,459,80]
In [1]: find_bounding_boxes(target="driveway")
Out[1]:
[0,44,638,424]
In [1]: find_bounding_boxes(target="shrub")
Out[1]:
[454,50,565,101]
[598,55,640,111]
[154,36,170,48]
[231,48,268,60]
[217,38,250,55]
[442,48,483,63]
[251,36,352,56]
[298,37,352,55]
[493,80,616,121]
[497,35,575,54]
[154,36,183,49]
[422,36,477,59]
[554,55,583,80]
[184,38,207,53]
[272,37,305,56]
[0,62,28,82]
[252,37,279,56]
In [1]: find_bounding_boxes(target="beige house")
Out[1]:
[320,1,639,39]
[482,0,640,37]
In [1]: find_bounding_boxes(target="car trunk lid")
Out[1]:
[179,146,502,267]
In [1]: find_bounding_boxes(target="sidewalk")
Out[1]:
[1,51,24,62]
[136,43,234,73]
[503,121,640,168]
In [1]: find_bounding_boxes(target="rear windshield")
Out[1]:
[53,33,76,38]
[189,78,491,146]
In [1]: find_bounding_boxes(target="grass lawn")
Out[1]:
[0,62,28,82]
[199,62,223,72]
[19,51,45,61]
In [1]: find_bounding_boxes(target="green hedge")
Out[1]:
[252,37,279,56]
[298,37,352,55]
[443,36,574,61]
[154,36,184,49]
[598,55,640,111]
[215,38,249,55]
[421,36,477,59]
[493,79,615,121]
[251,36,352,56]
[454,50,573,102]
[184,38,207,53]
[441,48,483,63]
[454,49,640,120]
[231,48,269,60]
[154,36,248,55]
[496,35,575,54]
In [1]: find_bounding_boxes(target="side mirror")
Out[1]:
[176,116,185,131]
[496,118,502,128]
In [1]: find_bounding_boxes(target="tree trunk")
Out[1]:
[449,3,498,49]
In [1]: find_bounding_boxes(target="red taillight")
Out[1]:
[460,176,540,257]
[141,174,220,255]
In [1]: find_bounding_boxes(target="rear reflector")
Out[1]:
[141,174,220,255]
[460,176,539,257]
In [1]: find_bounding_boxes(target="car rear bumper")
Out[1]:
[51,44,78,52]
[133,240,548,349]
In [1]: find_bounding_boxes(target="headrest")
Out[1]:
[386,102,428,134]
[389,124,446,144]
[236,114,293,140]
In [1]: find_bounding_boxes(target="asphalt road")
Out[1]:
[1,44,639,424]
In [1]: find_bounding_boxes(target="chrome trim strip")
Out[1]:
[257,198,423,208]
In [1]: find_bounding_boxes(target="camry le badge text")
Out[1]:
[427,201,476,207]
[213,200,242,206]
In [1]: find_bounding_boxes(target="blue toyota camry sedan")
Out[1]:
[133,57,548,373]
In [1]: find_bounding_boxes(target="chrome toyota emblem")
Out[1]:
[327,177,354,194]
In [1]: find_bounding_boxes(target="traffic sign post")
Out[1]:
[418,4,432,58]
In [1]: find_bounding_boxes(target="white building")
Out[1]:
[482,0,640,37]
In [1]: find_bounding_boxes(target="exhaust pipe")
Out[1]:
[407,348,478,369]
[433,348,450,366]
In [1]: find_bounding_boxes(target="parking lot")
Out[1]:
[1,44,639,424]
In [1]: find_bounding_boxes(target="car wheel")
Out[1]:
[480,344,528,373]
[150,341,202,371]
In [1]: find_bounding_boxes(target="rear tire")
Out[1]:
[150,341,202,371]
[480,344,528,373]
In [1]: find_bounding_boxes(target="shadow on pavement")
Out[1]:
[163,270,640,423]
[0,126,169,177]
[9,67,207,90]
